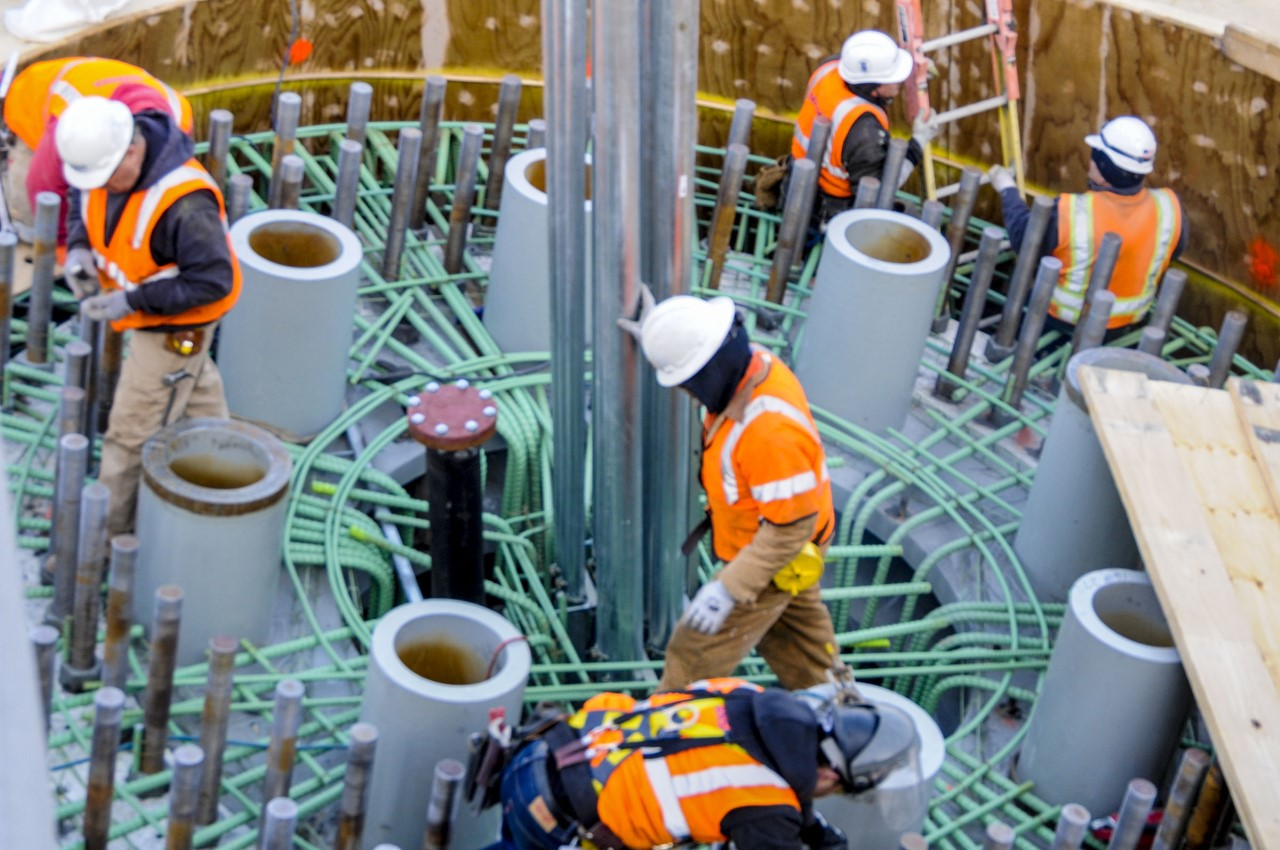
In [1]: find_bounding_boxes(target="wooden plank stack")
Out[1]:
[1080,365,1280,850]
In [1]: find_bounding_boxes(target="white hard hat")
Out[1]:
[838,31,914,86]
[56,97,135,190]
[639,295,737,387]
[1085,116,1157,175]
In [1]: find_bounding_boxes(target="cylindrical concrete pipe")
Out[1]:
[1017,569,1191,816]
[483,147,592,353]
[1013,348,1190,601]
[802,683,944,850]
[359,600,532,850]
[217,210,363,441]
[133,418,291,666]
[793,209,951,434]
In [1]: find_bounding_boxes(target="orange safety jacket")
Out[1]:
[4,57,193,150]
[567,679,802,848]
[701,349,834,562]
[80,158,241,333]
[1049,188,1182,328]
[791,60,890,199]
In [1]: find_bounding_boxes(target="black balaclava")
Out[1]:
[1090,148,1144,191]
[850,81,893,108]
[680,313,752,415]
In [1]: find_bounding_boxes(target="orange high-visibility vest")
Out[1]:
[791,60,890,198]
[701,350,834,561]
[1049,188,1182,328]
[80,158,241,332]
[4,57,193,149]
[568,680,802,848]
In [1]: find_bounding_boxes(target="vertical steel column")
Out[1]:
[481,75,524,223]
[62,482,109,691]
[764,157,816,304]
[525,118,547,150]
[936,227,1003,400]
[268,92,302,208]
[381,128,422,282]
[101,535,140,691]
[1151,749,1211,850]
[986,195,1054,361]
[31,624,58,734]
[1108,779,1157,850]
[593,0,646,662]
[421,758,465,850]
[205,109,234,194]
[1206,310,1247,389]
[26,192,60,365]
[274,154,304,211]
[227,173,254,225]
[83,687,126,850]
[875,139,910,209]
[1075,290,1116,352]
[410,76,448,231]
[262,679,305,803]
[335,723,379,850]
[1069,231,1122,353]
[0,231,16,395]
[95,323,124,437]
[346,82,374,145]
[726,98,755,150]
[260,798,298,850]
[48,433,89,626]
[196,635,238,826]
[1145,268,1186,338]
[704,143,749,289]
[139,585,183,774]
[442,125,484,276]
[542,0,589,600]
[166,744,204,850]
[991,257,1061,426]
[642,0,700,650]
[932,168,982,332]
[1049,804,1091,850]
[332,139,364,230]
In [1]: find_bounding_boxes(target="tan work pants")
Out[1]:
[99,328,227,537]
[657,582,838,692]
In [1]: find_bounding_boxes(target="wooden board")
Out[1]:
[1080,365,1280,850]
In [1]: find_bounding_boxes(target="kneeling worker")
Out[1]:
[486,678,919,850]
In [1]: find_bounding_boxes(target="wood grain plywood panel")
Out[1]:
[1080,365,1280,850]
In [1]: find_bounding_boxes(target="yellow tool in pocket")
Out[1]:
[773,541,824,595]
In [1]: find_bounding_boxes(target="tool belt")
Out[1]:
[164,327,206,357]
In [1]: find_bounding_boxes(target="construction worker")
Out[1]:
[790,30,940,223]
[57,95,240,537]
[3,57,193,252]
[989,116,1187,336]
[485,677,919,850]
[619,291,839,693]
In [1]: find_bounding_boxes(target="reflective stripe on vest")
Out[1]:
[791,61,888,198]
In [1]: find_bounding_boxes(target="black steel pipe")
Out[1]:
[1151,749,1211,850]
[442,124,485,276]
[197,634,239,826]
[426,447,486,603]
[0,231,16,390]
[261,797,298,850]
[1206,310,1247,389]
[31,624,58,734]
[704,143,748,289]
[166,744,204,850]
[94,324,123,437]
[139,585,183,774]
[410,76,448,231]
[101,535,140,691]
[1069,231,1122,353]
[936,226,1003,400]
[764,157,816,304]
[986,195,1054,361]
[932,167,983,332]
[380,128,422,282]
[421,758,466,850]
[262,679,305,802]
[275,154,305,211]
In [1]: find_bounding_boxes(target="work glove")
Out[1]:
[683,579,735,635]
[911,108,940,148]
[615,282,656,341]
[79,290,135,323]
[63,246,99,300]
[988,165,1017,193]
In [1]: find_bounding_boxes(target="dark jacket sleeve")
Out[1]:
[66,186,89,250]
[721,805,808,850]
[126,189,234,318]
[1172,196,1189,260]
[840,112,891,187]
[998,186,1059,257]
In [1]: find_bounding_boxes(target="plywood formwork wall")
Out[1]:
[26,0,1279,302]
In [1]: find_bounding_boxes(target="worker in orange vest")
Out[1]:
[483,677,918,850]
[3,56,193,250]
[790,30,939,224]
[56,95,240,537]
[619,292,839,693]
[989,116,1187,339]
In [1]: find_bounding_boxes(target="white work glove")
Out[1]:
[988,165,1017,193]
[615,282,656,341]
[79,290,135,323]
[911,108,940,148]
[63,246,99,300]
[683,579,736,635]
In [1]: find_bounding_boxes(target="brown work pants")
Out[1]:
[99,328,227,537]
[657,582,838,692]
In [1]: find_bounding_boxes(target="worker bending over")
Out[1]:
[4,57,193,250]
[790,30,939,224]
[621,292,839,692]
[57,95,240,537]
[989,116,1187,338]
[485,677,919,850]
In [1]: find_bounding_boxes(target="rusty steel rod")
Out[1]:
[262,679,306,802]
[421,758,466,850]
[26,191,60,365]
[63,482,109,691]
[381,128,423,282]
[166,744,204,850]
[442,124,485,276]
[84,687,126,850]
[101,535,140,691]
[196,635,239,825]
[334,722,379,850]
[410,75,448,231]
[31,624,58,734]
[1151,748,1211,850]
[0,230,16,391]
[48,433,89,626]
[139,585,184,774]
[1069,231,1122,353]
[932,167,983,332]
[480,75,524,220]
[936,226,1003,400]
[764,157,816,304]
[704,143,749,289]
[987,195,1055,361]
